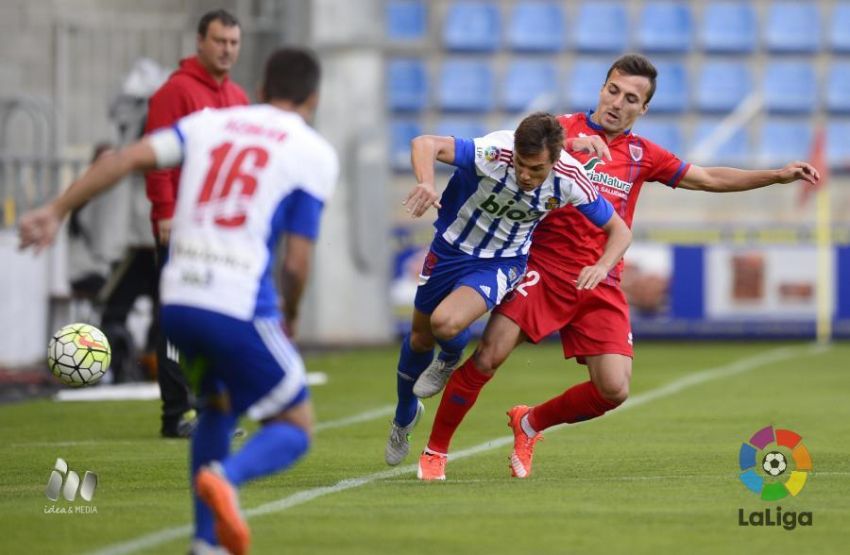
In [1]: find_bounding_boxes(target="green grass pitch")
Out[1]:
[1,341,848,554]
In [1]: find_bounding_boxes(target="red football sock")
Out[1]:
[527,380,620,432]
[426,358,492,454]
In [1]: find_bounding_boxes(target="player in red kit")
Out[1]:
[414,53,821,480]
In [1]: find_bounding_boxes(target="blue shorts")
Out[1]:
[414,236,526,314]
[160,305,308,420]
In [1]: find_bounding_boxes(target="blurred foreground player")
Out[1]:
[19,48,338,555]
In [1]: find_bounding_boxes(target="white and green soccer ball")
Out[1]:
[47,323,111,387]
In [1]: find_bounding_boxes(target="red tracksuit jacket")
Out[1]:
[144,56,249,230]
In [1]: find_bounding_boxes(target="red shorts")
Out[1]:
[494,259,633,363]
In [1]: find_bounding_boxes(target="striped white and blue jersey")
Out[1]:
[435,130,612,259]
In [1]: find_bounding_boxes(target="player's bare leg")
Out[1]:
[429,285,489,341]
[266,397,315,434]
[513,354,631,478]
[419,312,529,479]
[586,354,632,405]
[414,286,488,398]
[387,309,433,465]
[409,308,437,352]
[473,312,528,376]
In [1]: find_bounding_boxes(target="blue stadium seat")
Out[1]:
[696,61,753,113]
[433,118,487,172]
[764,3,821,53]
[826,62,850,113]
[826,121,850,169]
[443,1,500,52]
[390,119,422,171]
[574,2,628,52]
[649,61,688,113]
[758,120,813,165]
[633,119,684,154]
[507,2,565,52]
[692,119,750,166]
[830,3,850,52]
[437,60,494,112]
[386,1,427,41]
[636,2,693,52]
[387,58,428,112]
[434,118,488,139]
[700,2,757,53]
[762,62,818,114]
[566,60,609,111]
[502,60,559,112]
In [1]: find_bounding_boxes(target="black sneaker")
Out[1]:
[161,410,197,438]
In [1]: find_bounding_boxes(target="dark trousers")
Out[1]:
[98,247,157,383]
[154,244,193,429]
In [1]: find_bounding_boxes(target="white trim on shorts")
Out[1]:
[248,318,307,421]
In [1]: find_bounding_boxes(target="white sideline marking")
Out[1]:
[88,344,823,555]
[315,404,394,432]
[54,373,329,402]
[620,345,828,412]
[11,404,394,448]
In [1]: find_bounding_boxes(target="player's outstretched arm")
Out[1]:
[576,212,632,290]
[404,135,455,217]
[18,140,160,252]
[677,161,820,193]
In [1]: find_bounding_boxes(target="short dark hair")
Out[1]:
[514,112,564,163]
[606,54,658,103]
[197,9,240,37]
[262,48,321,104]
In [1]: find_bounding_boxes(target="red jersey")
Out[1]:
[529,111,690,281]
[144,56,249,227]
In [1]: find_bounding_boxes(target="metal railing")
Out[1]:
[0,96,87,228]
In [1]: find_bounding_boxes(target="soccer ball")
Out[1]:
[47,323,111,387]
[762,451,788,477]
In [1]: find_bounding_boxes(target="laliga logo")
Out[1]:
[45,458,97,502]
[737,425,813,530]
[739,425,812,500]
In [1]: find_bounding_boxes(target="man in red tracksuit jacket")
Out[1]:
[145,9,249,438]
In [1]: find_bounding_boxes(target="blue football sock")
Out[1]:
[191,409,237,543]
[436,327,471,365]
[222,422,310,487]
[395,333,434,426]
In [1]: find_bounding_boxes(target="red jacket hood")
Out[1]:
[174,56,233,92]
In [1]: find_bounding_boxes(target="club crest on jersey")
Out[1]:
[545,197,561,210]
[421,250,438,277]
[483,146,500,162]
[629,144,643,162]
